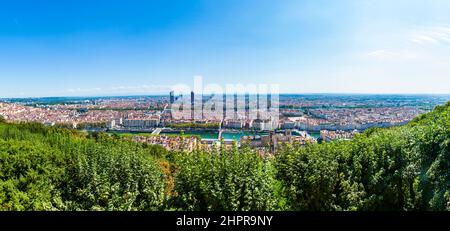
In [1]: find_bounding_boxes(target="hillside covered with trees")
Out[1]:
[0,103,450,211]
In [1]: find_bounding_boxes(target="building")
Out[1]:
[123,117,160,128]
[252,119,265,131]
[223,119,245,129]
[241,130,315,153]
[281,121,296,129]
[191,91,195,121]
[169,91,175,105]
[320,130,359,142]
[223,94,227,120]
[108,120,116,129]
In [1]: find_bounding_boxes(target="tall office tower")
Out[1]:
[223,93,227,120]
[233,93,238,119]
[201,95,205,120]
[256,93,260,120]
[168,91,175,119]
[169,91,175,105]
[179,93,183,111]
[191,91,195,121]
[267,93,272,111]
[245,93,249,120]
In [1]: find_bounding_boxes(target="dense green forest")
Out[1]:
[0,103,450,211]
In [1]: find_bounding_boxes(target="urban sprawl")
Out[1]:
[1,94,448,155]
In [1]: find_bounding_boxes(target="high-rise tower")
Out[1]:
[190,91,195,121]
[169,91,175,105]
[223,93,227,120]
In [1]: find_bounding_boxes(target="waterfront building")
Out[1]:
[281,121,296,129]
[252,119,265,131]
[108,120,116,129]
[123,117,160,128]
[223,119,245,129]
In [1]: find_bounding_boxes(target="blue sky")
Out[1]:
[1,0,450,97]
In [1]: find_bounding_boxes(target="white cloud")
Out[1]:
[410,26,450,45]
[366,49,418,61]
[367,50,400,59]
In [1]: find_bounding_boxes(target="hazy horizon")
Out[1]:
[3,92,450,100]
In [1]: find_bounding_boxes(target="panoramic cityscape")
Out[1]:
[1,1,450,227]
[1,93,449,155]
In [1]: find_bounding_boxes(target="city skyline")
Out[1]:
[1,0,450,98]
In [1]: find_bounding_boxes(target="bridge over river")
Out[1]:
[151,128,162,135]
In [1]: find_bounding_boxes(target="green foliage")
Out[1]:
[275,142,341,210]
[0,139,64,210]
[61,140,166,211]
[275,104,450,211]
[0,123,165,211]
[170,146,279,211]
